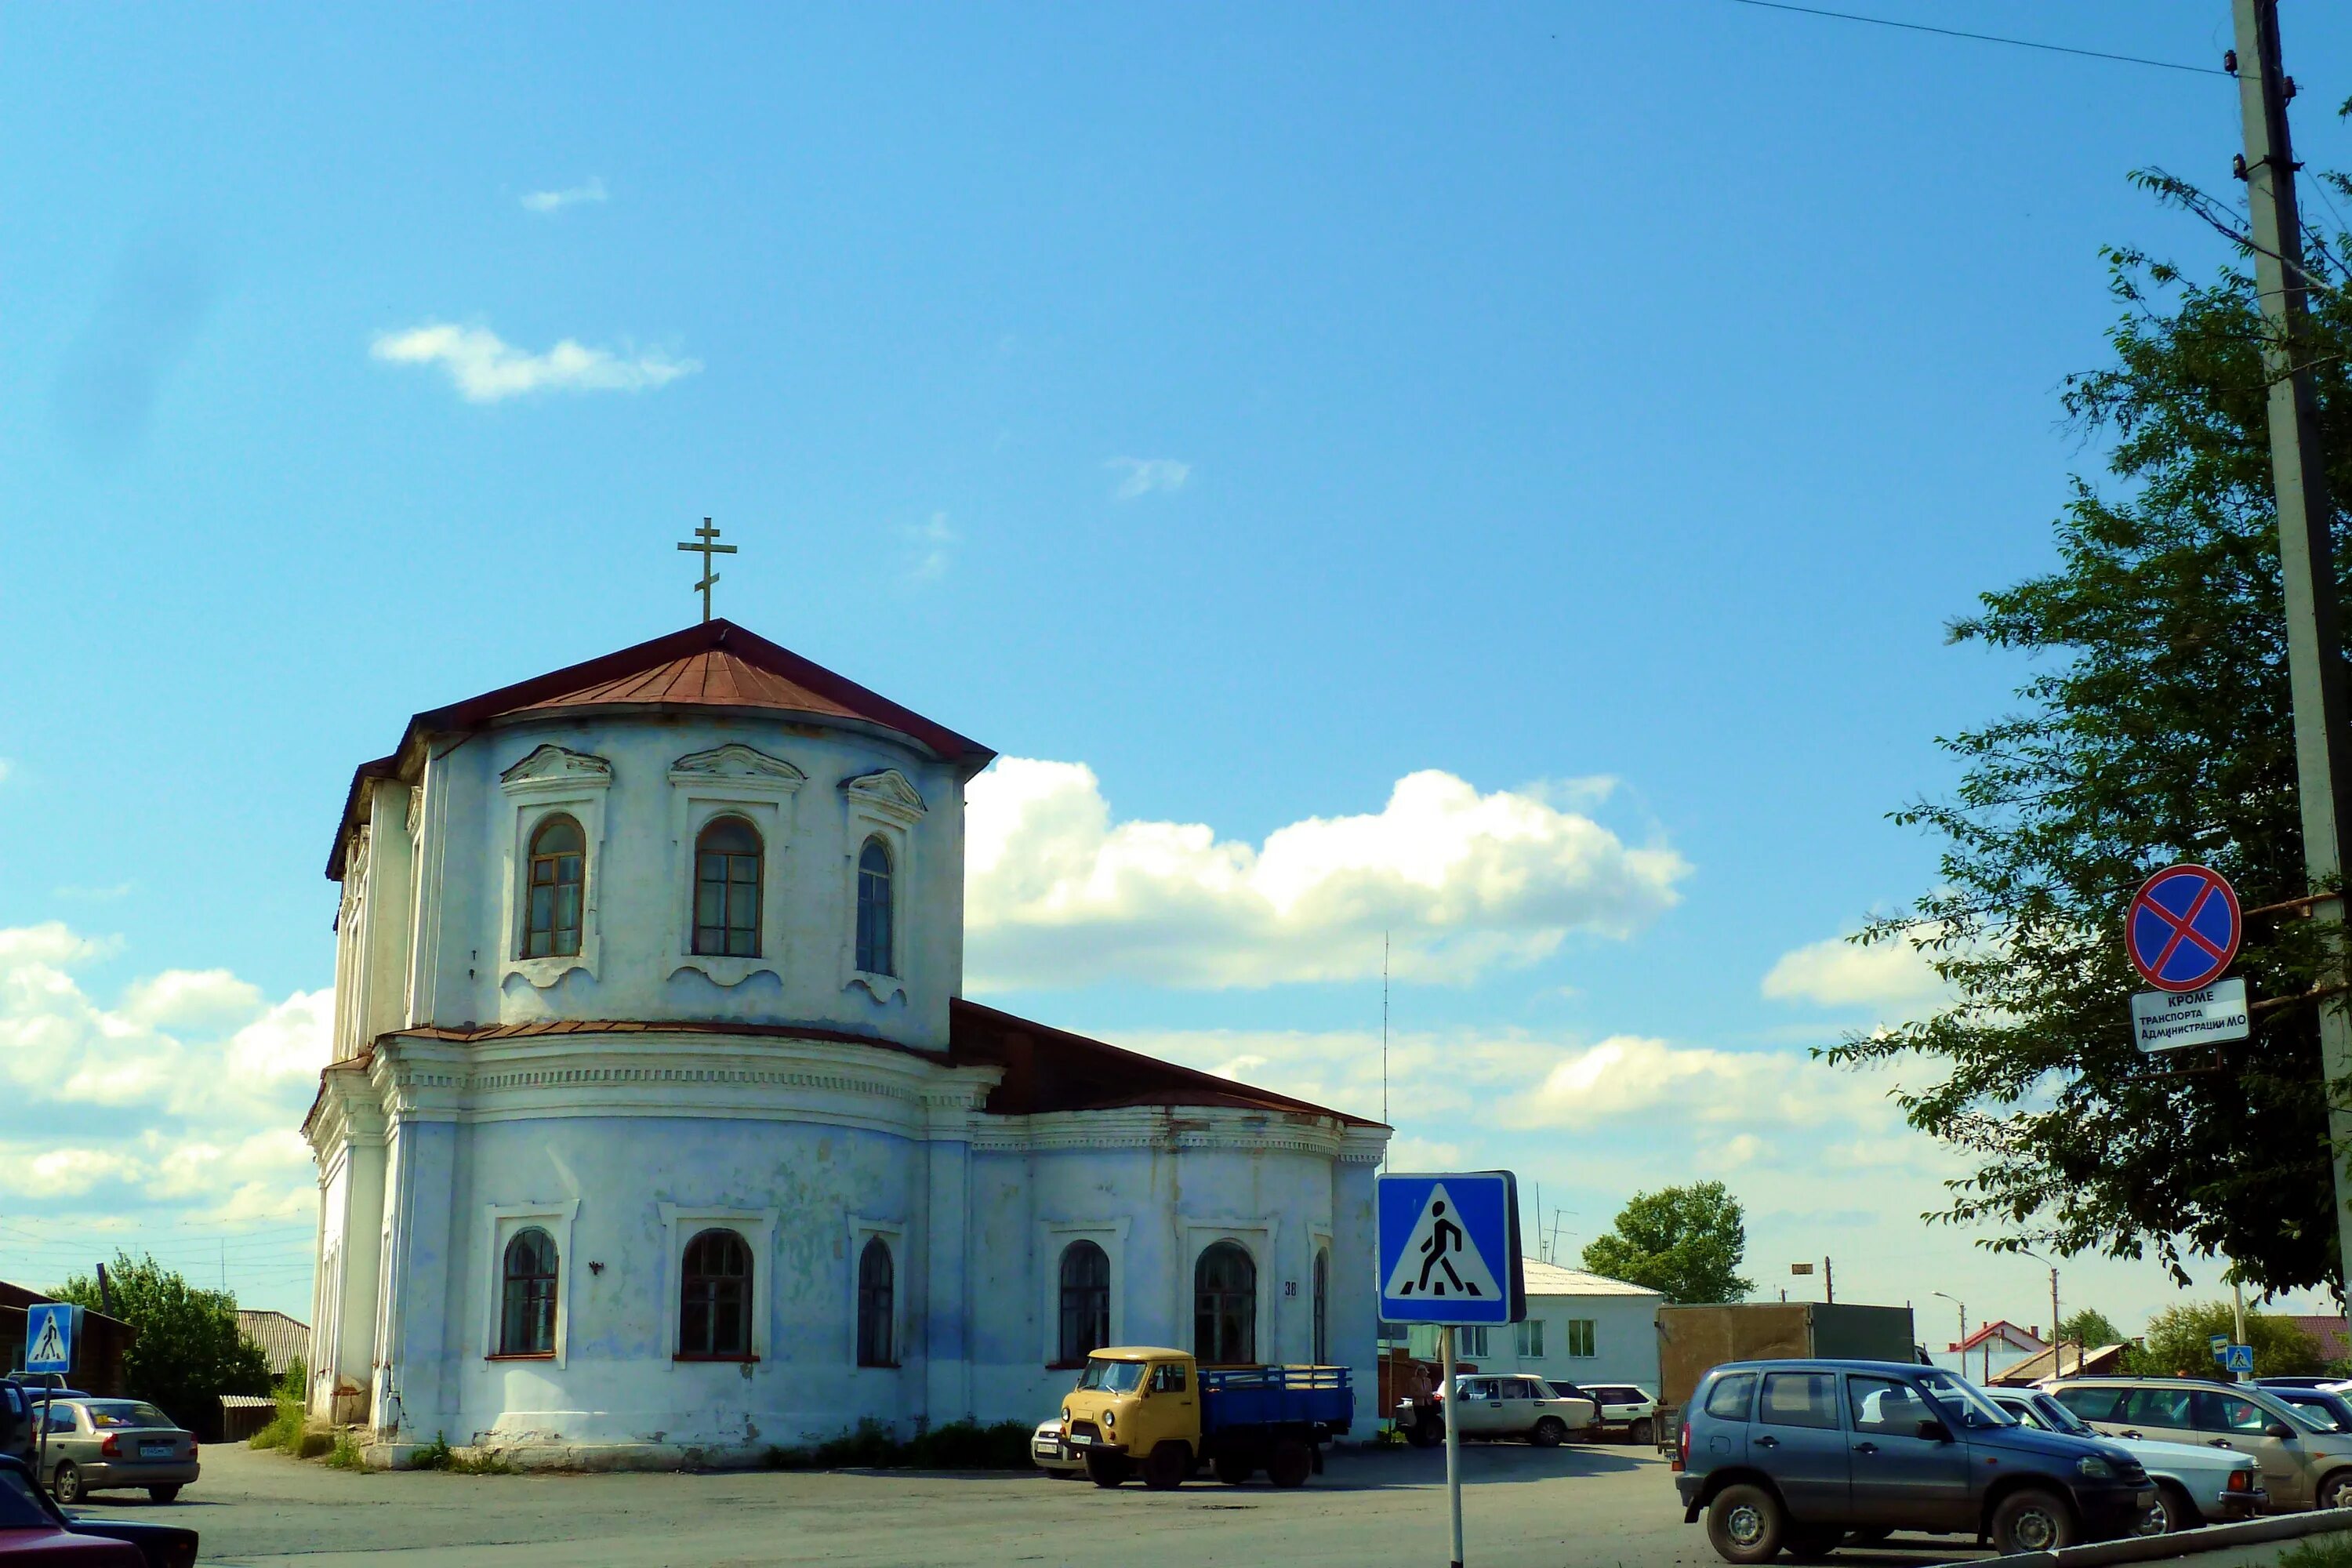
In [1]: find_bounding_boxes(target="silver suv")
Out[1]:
[2048,1377,2352,1512]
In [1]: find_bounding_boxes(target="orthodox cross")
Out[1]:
[675,518,737,622]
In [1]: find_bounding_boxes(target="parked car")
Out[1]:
[1397,1374,1595,1449]
[1030,1417,1085,1477]
[1986,1386,2263,1531]
[32,1402,198,1505]
[2047,1377,2352,1512]
[1572,1382,1660,1446]
[1675,1359,2155,1562]
[0,1454,182,1566]
[2,1381,33,1465]
[2261,1385,2352,1436]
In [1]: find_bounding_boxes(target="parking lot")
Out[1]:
[63,1439,1962,1568]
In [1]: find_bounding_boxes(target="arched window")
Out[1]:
[693,816,763,956]
[855,838,895,976]
[1193,1241,1257,1367]
[1313,1247,1330,1365]
[499,1227,558,1356]
[1058,1240,1111,1365]
[523,815,585,959]
[856,1236,895,1367]
[680,1229,751,1359]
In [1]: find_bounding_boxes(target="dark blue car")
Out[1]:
[1674,1359,2157,1561]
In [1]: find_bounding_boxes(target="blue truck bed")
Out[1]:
[1200,1365,1353,1436]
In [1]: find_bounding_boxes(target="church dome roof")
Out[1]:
[328,619,993,877]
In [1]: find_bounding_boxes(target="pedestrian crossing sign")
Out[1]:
[1376,1171,1525,1327]
[24,1302,77,1375]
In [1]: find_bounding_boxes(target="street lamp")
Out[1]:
[1932,1290,1967,1371]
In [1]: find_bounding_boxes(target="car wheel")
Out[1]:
[1085,1451,1131,1488]
[1213,1456,1253,1485]
[2143,1481,2198,1534]
[1142,1441,1189,1491]
[50,1461,84,1504]
[1990,1486,2077,1555]
[1782,1523,1844,1562]
[147,1485,182,1504]
[1268,1439,1313,1488]
[1704,1483,1786,1566]
[1531,1417,1567,1448]
[1405,1417,1443,1449]
[1631,1417,1655,1447]
[2318,1470,2352,1512]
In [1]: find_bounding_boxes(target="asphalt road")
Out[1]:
[68,1439,1985,1568]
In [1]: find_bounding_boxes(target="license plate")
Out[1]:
[139,1441,172,1459]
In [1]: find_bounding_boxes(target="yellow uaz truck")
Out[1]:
[1057,1346,1354,1490]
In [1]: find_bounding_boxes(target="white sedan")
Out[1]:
[1399,1374,1595,1447]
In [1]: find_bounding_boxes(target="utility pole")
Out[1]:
[1824,1257,1835,1305]
[2050,1268,2061,1374]
[2233,0,2352,1299]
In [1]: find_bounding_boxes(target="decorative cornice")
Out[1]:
[499,744,613,793]
[841,768,926,823]
[967,1105,1356,1158]
[670,744,807,789]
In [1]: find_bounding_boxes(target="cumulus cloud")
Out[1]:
[0,924,328,1226]
[906,511,957,583]
[1106,456,1190,499]
[521,176,608,214]
[371,323,701,404]
[965,760,1687,989]
[1763,930,1948,1011]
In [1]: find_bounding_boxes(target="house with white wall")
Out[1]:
[1404,1260,1662,1391]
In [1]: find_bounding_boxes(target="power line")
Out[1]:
[1718,0,2231,77]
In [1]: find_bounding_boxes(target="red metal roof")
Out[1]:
[328,620,993,877]
[305,1001,1381,1133]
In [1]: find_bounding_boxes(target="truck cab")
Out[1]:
[1059,1348,1352,1490]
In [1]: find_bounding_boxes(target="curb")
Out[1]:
[1969,1508,2352,1568]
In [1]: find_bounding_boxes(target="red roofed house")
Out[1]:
[303,619,1389,1468]
[1934,1319,2048,1384]
[2290,1316,2351,1365]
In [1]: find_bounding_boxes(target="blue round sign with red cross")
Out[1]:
[2127,863,2242,993]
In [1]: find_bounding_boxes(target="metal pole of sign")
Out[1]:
[1442,1323,1464,1568]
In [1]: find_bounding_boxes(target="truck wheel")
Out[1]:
[1085,1451,1131,1488]
[50,1462,84,1505]
[1631,1417,1655,1447]
[1531,1417,1567,1448]
[1704,1483,1784,1566]
[1214,1456,1254,1486]
[1990,1486,2076,1554]
[1268,1439,1313,1488]
[1143,1442,1189,1491]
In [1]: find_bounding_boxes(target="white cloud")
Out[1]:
[965,760,1687,989]
[0,759,12,784]
[1763,930,1948,1011]
[371,323,701,404]
[521,176,608,214]
[1106,456,1191,500]
[0,924,328,1228]
[906,511,957,583]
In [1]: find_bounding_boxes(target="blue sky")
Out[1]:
[4,3,2347,1334]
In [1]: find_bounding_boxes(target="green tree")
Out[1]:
[51,1252,270,1432]
[1826,159,2352,1296]
[1581,1181,1753,1303]
[2139,1301,2323,1378]
[2056,1308,2127,1349]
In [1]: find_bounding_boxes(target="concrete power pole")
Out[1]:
[2233,0,2352,1301]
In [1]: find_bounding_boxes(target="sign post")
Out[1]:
[1377,1171,1525,1568]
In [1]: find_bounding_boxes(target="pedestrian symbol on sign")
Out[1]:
[27,1314,64,1367]
[1382,1183,1502,1302]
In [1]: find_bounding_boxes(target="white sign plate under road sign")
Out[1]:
[2131,977,2250,1052]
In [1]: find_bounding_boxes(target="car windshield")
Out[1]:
[2029,1394,2097,1436]
[2283,1393,2351,1432]
[82,1401,173,1430]
[1077,1359,1146,1393]
[1917,1370,2016,1427]
[0,1467,57,1530]
[2265,1393,2335,1433]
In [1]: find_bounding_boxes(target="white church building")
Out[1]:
[303,619,1389,1466]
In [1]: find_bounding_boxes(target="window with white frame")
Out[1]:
[667,745,804,985]
[1565,1318,1597,1358]
[840,770,924,999]
[1515,1318,1544,1359]
[498,745,611,986]
[1461,1325,1490,1359]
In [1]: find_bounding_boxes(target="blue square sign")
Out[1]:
[24,1302,77,1375]
[2225,1344,2256,1375]
[1376,1171,1526,1327]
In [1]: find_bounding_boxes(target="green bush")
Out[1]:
[294,1428,333,1460]
[767,1418,1033,1471]
[324,1428,366,1470]
[2280,1533,2352,1568]
[411,1433,455,1471]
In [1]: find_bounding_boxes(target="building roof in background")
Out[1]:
[235,1309,310,1377]
[2288,1316,2351,1363]
[1519,1260,1664,1299]
[1954,1319,2046,1355]
[328,619,996,877]
[1990,1342,2130,1385]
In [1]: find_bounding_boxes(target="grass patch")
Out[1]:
[247,1399,304,1452]
[2281,1534,2352,1568]
[323,1428,367,1470]
[411,1433,512,1475]
[767,1418,1033,1471]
